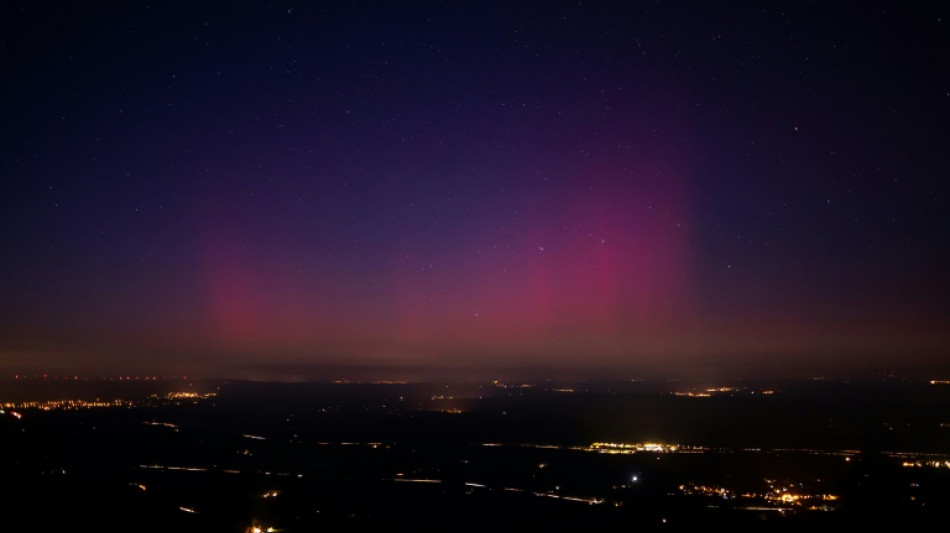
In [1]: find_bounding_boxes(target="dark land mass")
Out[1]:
[2,378,949,531]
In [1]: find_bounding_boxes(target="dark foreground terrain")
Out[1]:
[2,378,949,531]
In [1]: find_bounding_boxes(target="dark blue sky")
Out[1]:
[2,1,948,380]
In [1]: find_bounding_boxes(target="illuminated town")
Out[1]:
[0,391,216,413]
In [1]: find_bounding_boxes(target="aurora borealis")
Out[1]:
[2,2,948,379]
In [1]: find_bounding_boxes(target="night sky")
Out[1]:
[2,2,948,380]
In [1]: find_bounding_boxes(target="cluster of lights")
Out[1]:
[491,381,534,389]
[3,392,218,412]
[2,399,133,411]
[764,491,838,505]
[678,479,839,511]
[672,386,742,398]
[164,391,217,400]
[589,442,687,454]
[886,451,950,467]
[672,386,775,397]
[762,479,838,507]
[678,484,735,499]
[901,460,950,469]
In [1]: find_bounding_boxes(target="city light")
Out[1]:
[589,442,687,454]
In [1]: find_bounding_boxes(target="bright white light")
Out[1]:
[632,475,639,482]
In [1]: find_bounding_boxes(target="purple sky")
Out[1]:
[2,2,948,380]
